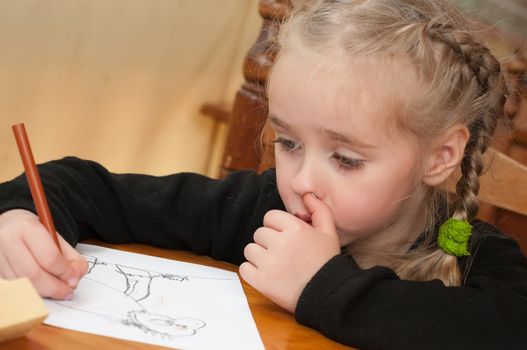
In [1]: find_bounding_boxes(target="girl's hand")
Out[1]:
[240,193,341,313]
[0,209,88,299]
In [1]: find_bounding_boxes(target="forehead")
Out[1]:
[268,52,419,138]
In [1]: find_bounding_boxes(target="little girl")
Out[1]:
[1,0,526,348]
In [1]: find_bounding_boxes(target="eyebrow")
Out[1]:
[321,129,376,148]
[269,115,376,149]
[269,115,291,131]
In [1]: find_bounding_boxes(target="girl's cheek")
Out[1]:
[332,193,380,224]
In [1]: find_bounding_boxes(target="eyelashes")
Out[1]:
[330,152,364,171]
[272,137,364,171]
[272,137,299,153]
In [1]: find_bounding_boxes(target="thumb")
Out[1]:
[58,235,89,282]
[70,259,89,280]
[303,193,337,236]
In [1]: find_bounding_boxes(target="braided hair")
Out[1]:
[424,20,505,221]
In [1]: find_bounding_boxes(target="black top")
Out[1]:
[0,156,526,350]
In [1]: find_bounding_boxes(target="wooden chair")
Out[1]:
[202,0,527,252]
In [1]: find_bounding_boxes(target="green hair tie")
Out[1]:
[437,218,473,257]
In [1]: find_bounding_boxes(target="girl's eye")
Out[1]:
[332,153,364,171]
[272,137,300,153]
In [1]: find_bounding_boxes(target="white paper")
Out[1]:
[43,244,265,350]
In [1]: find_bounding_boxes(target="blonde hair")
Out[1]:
[276,0,510,286]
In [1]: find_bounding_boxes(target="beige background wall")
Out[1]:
[0,0,261,182]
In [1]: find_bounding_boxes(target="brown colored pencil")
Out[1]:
[12,123,62,253]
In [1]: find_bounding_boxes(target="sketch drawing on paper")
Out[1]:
[43,244,266,350]
[51,254,207,339]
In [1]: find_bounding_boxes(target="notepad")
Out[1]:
[0,278,48,343]
[43,244,264,350]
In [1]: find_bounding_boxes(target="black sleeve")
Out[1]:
[0,156,284,264]
[295,221,527,350]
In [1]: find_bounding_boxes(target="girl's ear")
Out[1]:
[422,124,470,186]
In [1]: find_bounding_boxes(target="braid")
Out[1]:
[454,123,486,220]
[424,21,502,96]
[424,21,504,221]
[398,15,506,286]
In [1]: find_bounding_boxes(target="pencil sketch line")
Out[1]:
[82,276,145,309]
[81,253,236,281]
[50,300,124,321]
[122,310,206,339]
[50,301,207,339]
[115,264,180,302]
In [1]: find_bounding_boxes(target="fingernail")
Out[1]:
[311,192,318,199]
[67,278,77,288]
[64,292,73,300]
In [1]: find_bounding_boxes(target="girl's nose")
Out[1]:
[291,161,318,197]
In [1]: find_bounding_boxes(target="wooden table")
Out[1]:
[0,241,353,350]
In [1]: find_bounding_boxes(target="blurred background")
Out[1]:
[459,0,526,37]
[0,0,260,181]
[0,0,525,182]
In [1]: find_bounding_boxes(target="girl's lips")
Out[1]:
[294,213,312,224]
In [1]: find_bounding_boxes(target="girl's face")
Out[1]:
[268,53,429,251]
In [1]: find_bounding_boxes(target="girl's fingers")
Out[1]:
[5,239,73,299]
[263,209,303,231]
[253,227,277,249]
[0,209,80,299]
[243,243,267,268]
[57,234,89,279]
[70,259,89,280]
[303,193,337,235]
[239,261,259,289]
[22,228,79,287]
